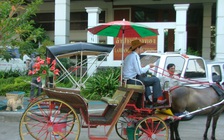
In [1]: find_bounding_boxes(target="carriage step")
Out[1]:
[89,135,108,140]
[82,125,97,128]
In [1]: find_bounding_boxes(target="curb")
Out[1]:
[0,111,23,122]
[0,97,106,122]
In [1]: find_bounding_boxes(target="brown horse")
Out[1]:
[170,85,224,140]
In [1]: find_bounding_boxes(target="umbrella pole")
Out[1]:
[120,30,124,86]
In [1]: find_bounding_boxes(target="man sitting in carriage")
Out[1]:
[122,39,167,106]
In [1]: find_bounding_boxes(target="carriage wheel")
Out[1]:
[134,116,168,140]
[27,93,48,106]
[115,111,130,140]
[19,98,81,140]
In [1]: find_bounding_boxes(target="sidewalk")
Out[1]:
[0,96,106,122]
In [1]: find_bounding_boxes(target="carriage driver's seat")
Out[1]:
[122,78,145,108]
[122,78,145,91]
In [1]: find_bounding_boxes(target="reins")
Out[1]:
[149,65,211,85]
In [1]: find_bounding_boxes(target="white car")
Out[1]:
[0,48,27,71]
[206,61,224,86]
[140,52,209,85]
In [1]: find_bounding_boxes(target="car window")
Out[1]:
[163,56,185,76]
[184,59,206,78]
[211,65,222,82]
[7,48,21,58]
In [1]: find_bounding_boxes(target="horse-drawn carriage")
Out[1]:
[19,42,224,140]
[19,42,176,140]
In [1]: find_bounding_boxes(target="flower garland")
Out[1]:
[28,56,60,82]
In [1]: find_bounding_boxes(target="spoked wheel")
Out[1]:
[134,116,168,140]
[28,93,48,107]
[115,111,131,140]
[19,98,81,140]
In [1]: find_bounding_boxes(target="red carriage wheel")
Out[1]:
[134,116,168,140]
[19,98,81,140]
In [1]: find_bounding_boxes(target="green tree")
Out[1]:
[0,0,47,61]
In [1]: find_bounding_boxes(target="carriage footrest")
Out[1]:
[82,125,97,128]
[89,135,108,140]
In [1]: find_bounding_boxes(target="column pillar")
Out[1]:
[174,4,189,54]
[157,28,165,53]
[85,7,102,43]
[215,0,224,61]
[54,0,70,45]
[85,7,102,76]
[202,3,212,60]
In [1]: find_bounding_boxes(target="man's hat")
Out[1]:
[128,39,146,51]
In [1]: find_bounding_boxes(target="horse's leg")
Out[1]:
[203,115,212,140]
[173,120,181,140]
[170,122,175,140]
[211,114,220,140]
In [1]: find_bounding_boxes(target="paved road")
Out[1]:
[1,113,224,140]
[1,97,224,140]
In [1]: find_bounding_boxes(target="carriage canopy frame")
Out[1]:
[46,42,115,89]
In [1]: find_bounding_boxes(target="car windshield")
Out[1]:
[140,55,160,75]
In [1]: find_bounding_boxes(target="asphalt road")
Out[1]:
[0,97,224,140]
[1,113,224,140]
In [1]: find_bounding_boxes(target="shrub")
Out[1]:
[0,76,31,96]
[0,69,26,78]
[81,67,120,100]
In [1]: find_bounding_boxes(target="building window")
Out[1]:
[133,5,175,22]
[33,13,54,31]
[70,11,105,30]
[33,11,105,31]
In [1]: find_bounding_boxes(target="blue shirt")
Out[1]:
[122,52,150,79]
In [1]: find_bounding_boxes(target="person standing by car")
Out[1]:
[29,53,42,100]
[23,53,31,70]
[122,39,167,105]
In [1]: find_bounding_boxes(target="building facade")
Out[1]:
[35,0,224,61]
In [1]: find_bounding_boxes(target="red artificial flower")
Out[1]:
[42,70,47,75]
[36,56,41,62]
[39,60,45,65]
[51,60,56,66]
[46,57,51,64]
[50,65,55,71]
[28,70,32,75]
[54,69,60,75]
[37,76,41,82]
[32,69,37,75]
[33,63,41,71]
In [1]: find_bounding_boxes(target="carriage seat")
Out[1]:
[101,89,126,105]
[125,84,145,90]
[101,79,145,105]
[53,87,81,94]
[122,78,145,91]
[90,87,134,125]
